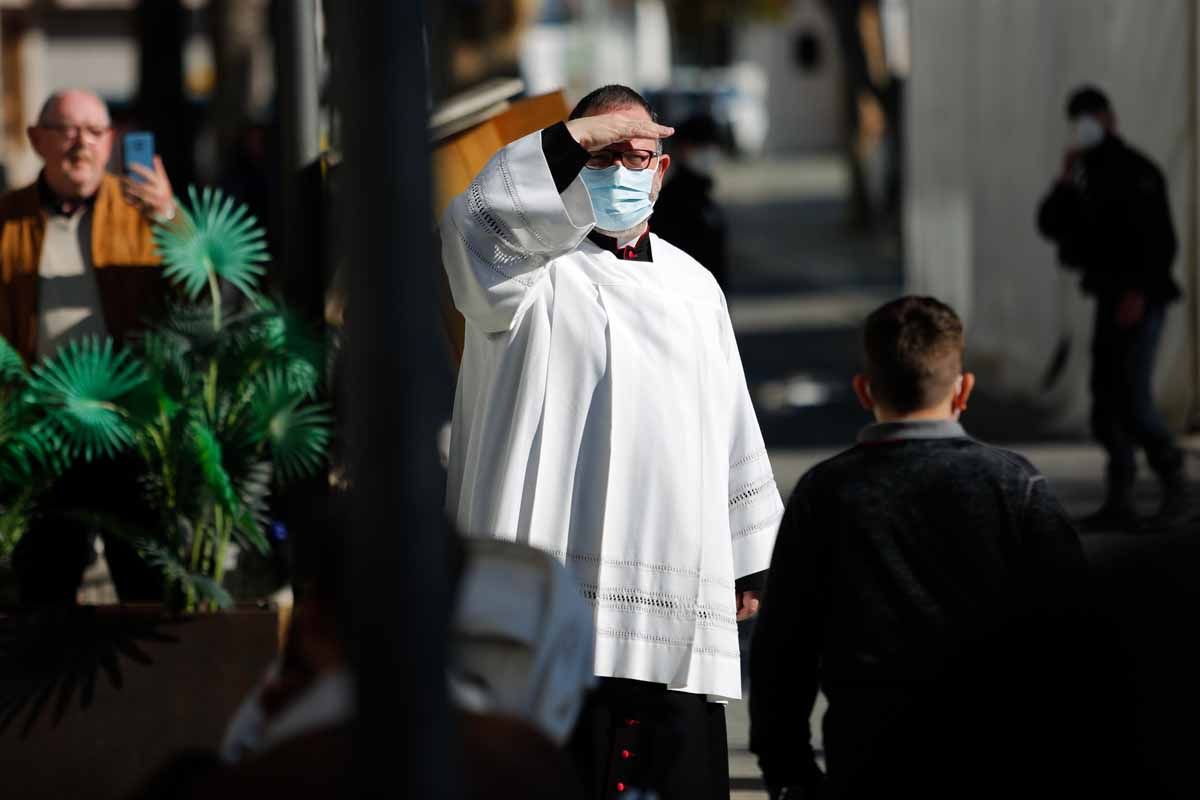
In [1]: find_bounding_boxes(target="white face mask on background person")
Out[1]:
[1071,115,1106,150]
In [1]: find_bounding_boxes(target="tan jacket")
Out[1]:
[0,173,164,363]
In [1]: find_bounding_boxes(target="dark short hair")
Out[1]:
[569,84,658,122]
[1066,86,1111,119]
[862,296,965,413]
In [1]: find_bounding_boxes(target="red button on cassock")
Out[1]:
[621,749,632,759]
[616,783,626,792]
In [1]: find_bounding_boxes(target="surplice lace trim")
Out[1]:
[731,509,784,541]
[455,204,537,288]
[497,147,552,250]
[595,627,741,660]
[454,225,536,287]
[546,549,735,590]
[729,475,778,510]
[579,583,738,630]
[467,180,512,245]
[730,448,768,471]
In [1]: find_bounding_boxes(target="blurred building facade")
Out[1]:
[513,0,851,154]
[905,0,1200,434]
[733,0,843,152]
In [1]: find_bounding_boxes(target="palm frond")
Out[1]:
[188,419,239,511]
[137,539,233,609]
[153,186,269,301]
[253,302,325,397]
[0,488,33,560]
[217,307,325,407]
[136,329,198,411]
[26,338,147,462]
[232,460,273,554]
[0,337,26,386]
[249,370,332,484]
[0,420,67,487]
[187,419,268,554]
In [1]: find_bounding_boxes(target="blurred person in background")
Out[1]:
[441,84,783,800]
[1037,86,1186,532]
[652,113,729,291]
[824,0,907,231]
[1,89,177,606]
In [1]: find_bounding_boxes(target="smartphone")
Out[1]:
[123,131,155,182]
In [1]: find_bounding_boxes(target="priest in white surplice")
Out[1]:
[441,85,783,800]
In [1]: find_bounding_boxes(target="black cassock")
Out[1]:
[567,678,730,800]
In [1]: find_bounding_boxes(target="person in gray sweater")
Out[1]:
[749,296,1114,800]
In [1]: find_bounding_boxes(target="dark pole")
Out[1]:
[331,3,460,798]
[272,0,321,308]
[135,0,193,188]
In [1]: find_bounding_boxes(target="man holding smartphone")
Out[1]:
[0,88,176,604]
[1037,86,1187,531]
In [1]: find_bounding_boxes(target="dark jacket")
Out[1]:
[1037,134,1180,303]
[749,420,1088,797]
[651,162,728,290]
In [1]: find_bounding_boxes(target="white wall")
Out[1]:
[734,0,844,153]
[906,0,1197,434]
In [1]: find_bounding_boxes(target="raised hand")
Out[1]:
[565,113,674,152]
[123,155,176,221]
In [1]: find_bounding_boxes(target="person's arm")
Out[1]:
[749,478,828,796]
[541,122,590,194]
[1101,162,1177,324]
[1036,178,1083,243]
[439,128,594,334]
[1019,474,1089,614]
[1129,164,1177,296]
[441,114,674,334]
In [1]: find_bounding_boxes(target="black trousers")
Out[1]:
[1090,298,1182,495]
[568,678,730,800]
[12,455,163,605]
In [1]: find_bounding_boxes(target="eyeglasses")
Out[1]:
[39,124,112,140]
[585,148,660,171]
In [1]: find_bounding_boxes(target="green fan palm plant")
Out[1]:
[134,187,331,610]
[0,336,147,559]
[1,187,331,611]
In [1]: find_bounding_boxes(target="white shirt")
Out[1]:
[36,210,107,360]
[441,130,783,700]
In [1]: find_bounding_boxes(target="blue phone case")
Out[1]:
[123,132,155,182]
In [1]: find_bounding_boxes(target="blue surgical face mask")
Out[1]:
[579,164,657,231]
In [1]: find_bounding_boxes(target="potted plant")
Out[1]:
[1,187,332,611]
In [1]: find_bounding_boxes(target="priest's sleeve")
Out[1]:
[749,478,828,793]
[439,127,595,334]
[722,299,783,580]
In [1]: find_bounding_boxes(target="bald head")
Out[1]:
[29,89,114,201]
[38,90,110,128]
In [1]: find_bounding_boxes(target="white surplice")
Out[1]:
[441,130,783,700]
